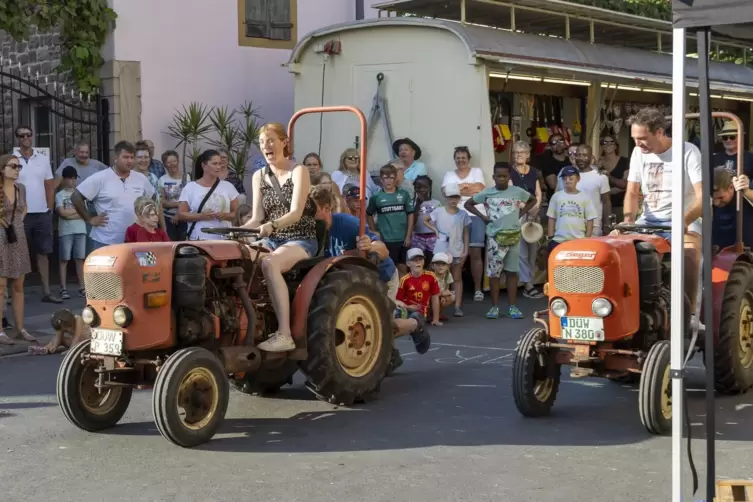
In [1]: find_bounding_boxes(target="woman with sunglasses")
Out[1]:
[331,148,379,200]
[598,135,629,223]
[0,154,35,345]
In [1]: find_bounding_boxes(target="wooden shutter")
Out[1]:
[244,0,293,41]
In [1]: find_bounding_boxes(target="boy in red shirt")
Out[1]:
[396,248,442,353]
[125,196,171,243]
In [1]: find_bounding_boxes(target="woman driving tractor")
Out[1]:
[242,123,318,353]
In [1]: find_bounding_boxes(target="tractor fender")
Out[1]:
[709,250,753,340]
[290,255,378,342]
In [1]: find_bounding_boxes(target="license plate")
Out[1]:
[560,317,605,342]
[90,329,124,356]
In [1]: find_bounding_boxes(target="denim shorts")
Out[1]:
[59,233,87,261]
[635,216,702,241]
[469,215,486,248]
[257,237,318,257]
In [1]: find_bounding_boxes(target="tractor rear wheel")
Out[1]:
[638,340,672,435]
[299,265,393,405]
[152,347,229,448]
[715,261,753,394]
[512,328,560,417]
[57,340,132,432]
[231,361,298,396]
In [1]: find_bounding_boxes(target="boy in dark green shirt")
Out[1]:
[367,163,415,274]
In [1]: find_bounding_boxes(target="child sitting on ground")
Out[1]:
[430,252,455,313]
[424,182,471,317]
[545,165,597,254]
[125,196,170,243]
[30,309,91,355]
[396,248,442,331]
[411,175,442,263]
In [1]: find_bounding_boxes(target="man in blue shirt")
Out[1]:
[309,185,431,373]
[712,166,753,251]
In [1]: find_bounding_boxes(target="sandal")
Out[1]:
[0,333,15,345]
[14,329,38,343]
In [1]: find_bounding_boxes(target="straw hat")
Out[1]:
[521,221,544,244]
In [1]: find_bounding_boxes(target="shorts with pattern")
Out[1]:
[486,237,521,277]
[411,233,437,253]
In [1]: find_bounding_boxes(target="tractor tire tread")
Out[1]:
[512,327,560,417]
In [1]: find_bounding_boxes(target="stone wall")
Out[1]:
[0,26,103,165]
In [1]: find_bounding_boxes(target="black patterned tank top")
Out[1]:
[260,171,317,242]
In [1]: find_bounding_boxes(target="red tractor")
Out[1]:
[511,113,753,434]
[56,106,395,447]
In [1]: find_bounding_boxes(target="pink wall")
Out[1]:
[107,0,379,158]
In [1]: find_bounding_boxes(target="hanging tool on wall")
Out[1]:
[367,72,396,160]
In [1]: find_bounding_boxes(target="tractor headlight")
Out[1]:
[81,306,98,326]
[550,298,568,317]
[113,306,133,328]
[592,298,613,317]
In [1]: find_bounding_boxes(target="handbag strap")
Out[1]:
[8,185,19,225]
[186,179,220,239]
[265,166,286,202]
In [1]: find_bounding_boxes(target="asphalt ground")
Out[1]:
[1,296,751,501]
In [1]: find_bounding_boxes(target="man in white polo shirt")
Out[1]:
[13,125,61,304]
[71,141,156,249]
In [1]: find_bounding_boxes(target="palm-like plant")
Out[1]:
[166,102,213,173]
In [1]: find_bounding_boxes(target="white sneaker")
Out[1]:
[258,332,295,352]
[474,290,484,302]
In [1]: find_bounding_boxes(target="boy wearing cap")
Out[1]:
[545,166,597,253]
[343,184,362,218]
[397,248,442,329]
[55,166,87,299]
[429,252,455,313]
[423,182,470,317]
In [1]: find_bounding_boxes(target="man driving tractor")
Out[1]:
[621,107,705,327]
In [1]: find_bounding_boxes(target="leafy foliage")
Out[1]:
[0,0,117,94]
[167,101,262,178]
[566,0,671,21]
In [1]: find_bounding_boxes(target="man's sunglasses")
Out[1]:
[601,140,615,145]
[550,139,565,145]
[16,132,32,139]
[721,135,737,141]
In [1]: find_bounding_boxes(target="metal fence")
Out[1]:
[0,62,110,166]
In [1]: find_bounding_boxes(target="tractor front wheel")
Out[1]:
[299,265,393,405]
[152,347,229,448]
[715,261,753,394]
[638,340,672,435]
[512,328,561,417]
[57,340,132,432]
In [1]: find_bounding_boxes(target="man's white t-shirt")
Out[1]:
[14,148,53,213]
[77,168,156,245]
[179,180,239,240]
[627,142,703,223]
[556,168,610,234]
[441,168,487,216]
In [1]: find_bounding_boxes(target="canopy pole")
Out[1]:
[696,27,716,502]
[670,26,687,502]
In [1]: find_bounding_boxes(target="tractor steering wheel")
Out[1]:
[614,223,672,235]
[202,226,260,237]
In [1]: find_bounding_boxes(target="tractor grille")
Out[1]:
[553,266,605,294]
[84,272,124,301]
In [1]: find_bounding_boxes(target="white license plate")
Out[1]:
[560,317,605,342]
[90,329,124,356]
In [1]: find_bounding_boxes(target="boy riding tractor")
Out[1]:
[511,109,753,435]
[56,106,398,448]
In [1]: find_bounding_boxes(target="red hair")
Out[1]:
[259,122,291,158]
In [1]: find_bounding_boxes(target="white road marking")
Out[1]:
[456,384,497,388]
[433,342,514,351]
[311,413,335,421]
[481,354,513,364]
[435,350,489,364]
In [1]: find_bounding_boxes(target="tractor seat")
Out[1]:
[282,220,330,277]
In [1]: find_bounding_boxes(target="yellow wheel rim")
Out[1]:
[661,364,672,420]
[335,295,383,378]
[177,368,220,431]
[739,299,753,368]
[533,377,554,402]
[79,363,124,416]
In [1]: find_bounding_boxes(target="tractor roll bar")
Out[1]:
[667,112,745,253]
[288,106,369,240]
